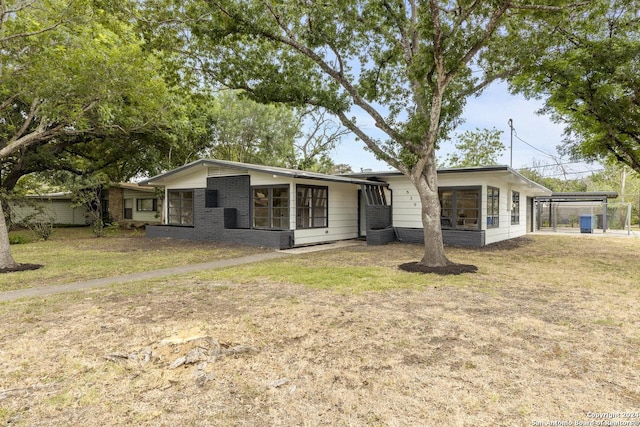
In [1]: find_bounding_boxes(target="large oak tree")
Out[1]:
[0,0,193,269]
[156,0,587,267]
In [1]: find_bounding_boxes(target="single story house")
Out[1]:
[9,183,161,227]
[105,183,162,226]
[10,192,90,226]
[140,160,552,248]
[346,166,552,247]
[139,159,386,249]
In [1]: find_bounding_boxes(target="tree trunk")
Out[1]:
[412,154,451,267]
[0,202,18,270]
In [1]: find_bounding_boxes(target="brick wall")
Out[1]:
[207,175,251,228]
[146,183,294,249]
[108,187,124,222]
[395,227,486,247]
[365,205,392,230]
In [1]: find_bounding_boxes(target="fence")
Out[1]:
[538,201,632,234]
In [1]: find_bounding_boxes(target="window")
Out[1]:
[487,186,500,228]
[363,184,389,206]
[136,198,157,212]
[253,186,289,229]
[168,190,193,225]
[511,191,520,225]
[297,185,328,228]
[124,199,133,219]
[439,187,480,230]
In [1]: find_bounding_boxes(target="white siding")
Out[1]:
[293,179,359,246]
[484,181,529,245]
[157,168,360,245]
[165,168,209,190]
[123,189,160,223]
[247,173,360,245]
[11,200,88,225]
[249,172,289,187]
[387,172,543,245]
[385,176,423,228]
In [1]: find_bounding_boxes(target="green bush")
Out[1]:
[9,234,31,245]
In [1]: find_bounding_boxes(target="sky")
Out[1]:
[330,81,601,178]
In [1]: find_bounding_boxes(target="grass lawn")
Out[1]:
[0,233,639,426]
[2,227,269,292]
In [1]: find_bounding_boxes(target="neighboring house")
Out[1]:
[10,183,161,227]
[140,160,552,248]
[10,192,90,225]
[105,183,161,227]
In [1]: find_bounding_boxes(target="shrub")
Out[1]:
[28,220,55,241]
[9,234,31,245]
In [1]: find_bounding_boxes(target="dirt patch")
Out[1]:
[0,263,43,274]
[398,261,478,275]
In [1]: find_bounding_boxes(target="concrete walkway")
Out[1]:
[0,240,364,303]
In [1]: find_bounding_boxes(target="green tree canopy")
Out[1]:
[201,91,298,167]
[442,128,505,168]
[0,0,205,269]
[146,0,589,266]
[510,0,640,174]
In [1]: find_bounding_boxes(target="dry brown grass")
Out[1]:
[1,234,639,426]
[2,227,268,291]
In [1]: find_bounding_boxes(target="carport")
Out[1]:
[535,192,620,233]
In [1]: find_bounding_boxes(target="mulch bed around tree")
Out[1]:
[0,263,43,274]
[399,262,478,276]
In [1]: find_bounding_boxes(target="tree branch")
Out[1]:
[446,2,511,86]
[233,1,405,144]
[334,110,404,173]
[510,2,591,12]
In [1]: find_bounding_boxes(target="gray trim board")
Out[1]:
[393,227,486,247]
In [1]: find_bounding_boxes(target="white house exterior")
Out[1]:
[140,159,384,249]
[140,160,551,249]
[10,193,90,225]
[348,166,552,247]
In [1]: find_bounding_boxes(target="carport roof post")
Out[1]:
[535,192,619,233]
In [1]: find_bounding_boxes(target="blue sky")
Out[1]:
[331,81,600,177]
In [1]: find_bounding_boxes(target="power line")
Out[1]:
[512,130,559,160]
[516,160,593,170]
[524,169,605,178]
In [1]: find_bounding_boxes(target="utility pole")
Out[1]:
[508,118,514,168]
